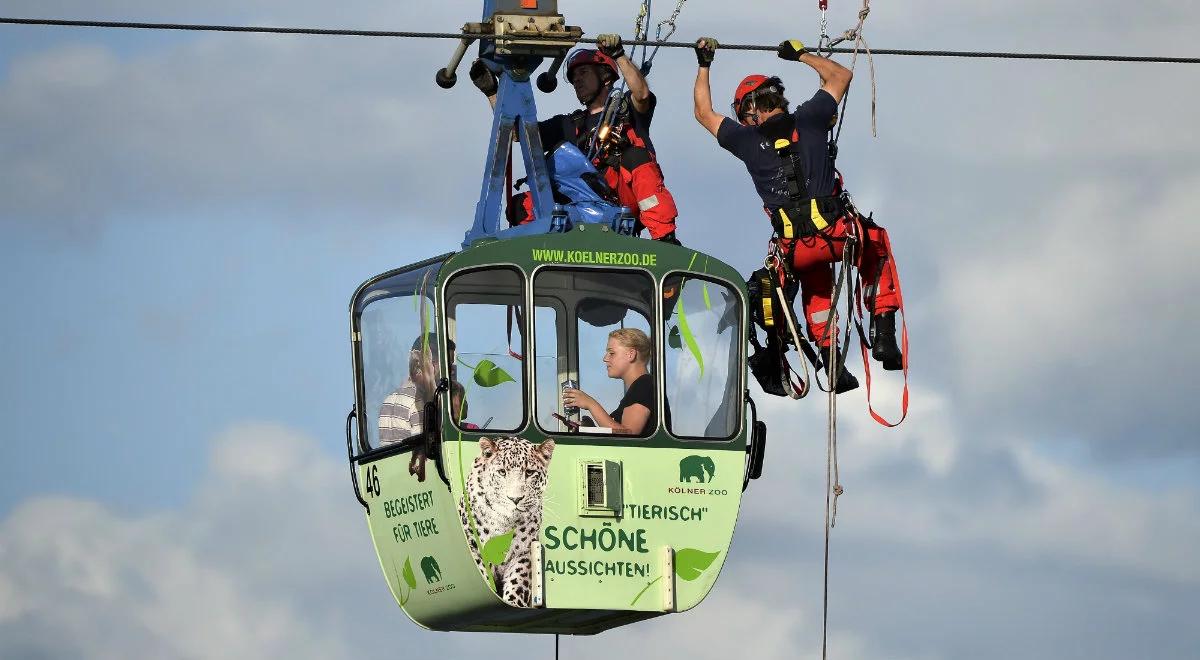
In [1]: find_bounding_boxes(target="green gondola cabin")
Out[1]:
[346,227,766,634]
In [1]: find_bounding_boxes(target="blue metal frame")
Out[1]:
[461,0,636,247]
[464,70,557,246]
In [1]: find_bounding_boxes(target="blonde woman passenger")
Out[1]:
[562,328,670,436]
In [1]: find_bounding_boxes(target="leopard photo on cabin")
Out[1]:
[458,436,555,607]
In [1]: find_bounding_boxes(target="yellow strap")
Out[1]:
[760,276,775,327]
[778,208,795,239]
[809,198,830,231]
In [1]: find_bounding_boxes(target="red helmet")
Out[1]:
[566,49,619,83]
[732,74,784,113]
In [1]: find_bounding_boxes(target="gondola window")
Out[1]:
[533,268,655,436]
[444,267,526,432]
[662,275,741,439]
[357,260,443,450]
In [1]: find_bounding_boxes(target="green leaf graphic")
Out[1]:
[391,559,411,606]
[676,301,705,379]
[629,575,663,606]
[402,557,417,590]
[668,325,682,349]
[674,548,720,582]
[453,397,468,424]
[481,529,515,566]
[474,359,516,388]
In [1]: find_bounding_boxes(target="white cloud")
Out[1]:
[929,170,1200,456]
[1,411,1198,659]
[0,425,361,660]
[3,4,1200,656]
[744,381,1200,586]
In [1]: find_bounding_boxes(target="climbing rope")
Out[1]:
[3,18,1199,63]
[631,0,652,67]
[832,0,878,137]
[819,237,854,660]
[773,274,812,399]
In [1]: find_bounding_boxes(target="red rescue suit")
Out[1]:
[777,214,901,347]
[764,125,902,348]
[509,111,679,240]
[599,143,677,240]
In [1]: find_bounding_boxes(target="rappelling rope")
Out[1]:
[837,0,877,136]
[828,0,877,142]
[819,229,855,660]
[773,277,812,399]
[631,0,652,67]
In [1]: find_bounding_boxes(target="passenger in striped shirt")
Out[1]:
[378,334,444,446]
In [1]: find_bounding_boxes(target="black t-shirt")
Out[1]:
[539,91,658,155]
[716,89,838,210]
[610,373,671,434]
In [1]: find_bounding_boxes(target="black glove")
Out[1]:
[777,39,808,61]
[597,33,626,60]
[655,231,681,246]
[694,37,717,67]
[469,58,498,96]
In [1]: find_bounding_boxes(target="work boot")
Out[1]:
[870,311,904,371]
[819,345,860,394]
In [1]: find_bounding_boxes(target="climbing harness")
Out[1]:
[747,253,812,399]
[771,135,843,240]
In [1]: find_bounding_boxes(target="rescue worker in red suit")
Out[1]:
[470,35,681,244]
[692,37,903,389]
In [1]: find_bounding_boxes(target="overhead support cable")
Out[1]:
[2,17,1200,64]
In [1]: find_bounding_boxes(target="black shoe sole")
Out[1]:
[835,370,860,394]
[873,343,904,372]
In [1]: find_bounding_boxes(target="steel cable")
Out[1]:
[3,17,1199,64]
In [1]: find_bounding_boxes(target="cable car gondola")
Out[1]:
[344,0,765,635]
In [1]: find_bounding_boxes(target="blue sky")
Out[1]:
[2,2,1199,659]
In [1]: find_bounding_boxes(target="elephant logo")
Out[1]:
[421,555,442,584]
[679,455,716,483]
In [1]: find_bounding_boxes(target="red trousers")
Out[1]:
[604,158,678,240]
[781,216,901,348]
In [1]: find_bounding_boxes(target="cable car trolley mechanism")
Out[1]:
[345,0,765,636]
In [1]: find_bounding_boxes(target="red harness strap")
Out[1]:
[506,305,525,361]
[851,218,909,427]
[505,149,514,216]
